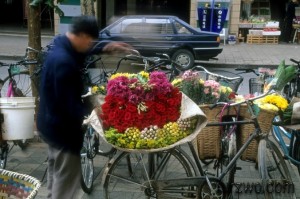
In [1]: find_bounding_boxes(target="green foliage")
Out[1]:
[30,0,64,16]
[181,80,203,104]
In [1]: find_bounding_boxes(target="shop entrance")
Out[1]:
[115,0,191,23]
[0,0,54,33]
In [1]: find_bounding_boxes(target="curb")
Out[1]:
[195,61,278,69]
[0,55,24,61]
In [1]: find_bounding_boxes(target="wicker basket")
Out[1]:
[197,105,240,160]
[238,108,277,161]
[0,169,41,199]
[197,105,276,161]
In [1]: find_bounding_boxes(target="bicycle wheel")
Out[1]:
[215,118,237,198]
[258,139,292,198]
[95,131,116,156]
[0,142,9,169]
[216,132,236,198]
[1,71,32,97]
[292,133,300,175]
[103,149,195,199]
[80,128,94,194]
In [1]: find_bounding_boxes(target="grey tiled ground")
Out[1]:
[3,140,300,199]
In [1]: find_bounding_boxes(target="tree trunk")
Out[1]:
[26,1,41,120]
[81,0,96,16]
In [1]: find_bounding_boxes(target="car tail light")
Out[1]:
[217,36,220,43]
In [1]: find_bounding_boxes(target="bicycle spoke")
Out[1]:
[103,150,194,199]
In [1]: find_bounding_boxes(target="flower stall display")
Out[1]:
[93,71,207,152]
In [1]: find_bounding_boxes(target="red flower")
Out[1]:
[101,73,183,133]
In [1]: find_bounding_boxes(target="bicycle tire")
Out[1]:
[217,133,236,198]
[258,139,292,199]
[292,134,300,175]
[1,71,32,97]
[80,132,94,194]
[0,143,8,169]
[103,149,195,199]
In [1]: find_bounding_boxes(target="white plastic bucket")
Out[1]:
[0,97,35,140]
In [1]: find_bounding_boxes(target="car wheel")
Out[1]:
[172,49,194,70]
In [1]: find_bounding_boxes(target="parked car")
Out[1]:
[98,15,223,70]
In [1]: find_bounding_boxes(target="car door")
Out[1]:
[99,18,144,51]
[138,17,175,56]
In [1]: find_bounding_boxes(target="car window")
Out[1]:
[109,18,143,34]
[174,21,192,34]
[144,18,174,34]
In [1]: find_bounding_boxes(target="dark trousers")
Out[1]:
[283,18,294,42]
[47,146,82,199]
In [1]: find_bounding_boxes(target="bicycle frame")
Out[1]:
[150,98,269,198]
[272,120,300,166]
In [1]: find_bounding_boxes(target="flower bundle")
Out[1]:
[100,71,198,149]
[172,70,234,104]
[91,85,106,95]
[254,94,288,113]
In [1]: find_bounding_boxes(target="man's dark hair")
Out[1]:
[69,15,99,39]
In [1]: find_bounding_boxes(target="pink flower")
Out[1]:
[204,88,210,94]
[182,70,199,80]
[212,92,220,98]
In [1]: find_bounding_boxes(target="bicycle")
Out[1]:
[80,51,187,193]
[0,58,39,169]
[0,47,44,98]
[80,55,118,194]
[101,76,292,199]
[244,60,300,177]
[267,59,300,178]
[282,59,300,101]
[124,52,183,81]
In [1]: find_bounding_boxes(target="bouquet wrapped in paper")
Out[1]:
[84,71,207,152]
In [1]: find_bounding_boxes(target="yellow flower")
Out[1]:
[171,78,182,86]
[110,73,131,80]
[199,79,205,85]
[91,86,99,94]
[139,71,149,79]
[262,94,288,111]
[226,87,232,93]
[259,103,279,112]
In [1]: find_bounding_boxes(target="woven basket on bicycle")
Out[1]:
[238,107,277,162]
[197,105,241,160]
[0,169,41,199]
[197,104,277,162]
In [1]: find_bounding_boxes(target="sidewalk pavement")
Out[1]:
[2,33,300,198]
[1,32,300,68]
[6,139,300,199]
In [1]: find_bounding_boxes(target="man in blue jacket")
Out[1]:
[37,16,131,198]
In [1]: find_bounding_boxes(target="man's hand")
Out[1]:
[103,42,135,54]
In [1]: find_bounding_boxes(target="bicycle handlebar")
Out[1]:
[290,58,300,66]
[194,65,242,81]
[210,88,275,109]
[235,68,259,76]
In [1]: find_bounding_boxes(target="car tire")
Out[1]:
[172,49,194,70]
